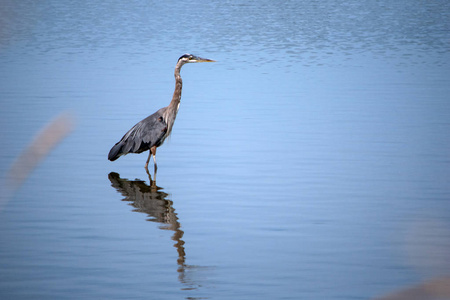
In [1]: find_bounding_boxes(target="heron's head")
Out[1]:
[178,54,215,64]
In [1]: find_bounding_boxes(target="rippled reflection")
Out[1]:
[108,172,204,292]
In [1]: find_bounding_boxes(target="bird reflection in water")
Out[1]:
[108,172,203,291]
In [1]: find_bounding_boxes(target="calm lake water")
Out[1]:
[1,1,450,299]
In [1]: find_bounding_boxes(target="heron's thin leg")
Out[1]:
[152,154,157,171]
[145,151,152,170]
[150,146,158,170]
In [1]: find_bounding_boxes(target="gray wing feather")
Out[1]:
[124,107,168,151]
[109,107,168,160]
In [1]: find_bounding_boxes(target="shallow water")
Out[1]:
[1,1,450,299]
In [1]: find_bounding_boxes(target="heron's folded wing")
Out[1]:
[131,110,167,152]
[116,108,168,154]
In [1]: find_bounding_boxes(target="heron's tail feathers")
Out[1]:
[108,142,124,161]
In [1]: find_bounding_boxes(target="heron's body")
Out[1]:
[108,54,214,169]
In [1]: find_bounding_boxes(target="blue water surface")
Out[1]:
[1,1,449,299]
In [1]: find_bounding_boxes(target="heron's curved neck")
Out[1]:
[169,62,184,110]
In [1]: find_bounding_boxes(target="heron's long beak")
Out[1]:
[194,56,216,63]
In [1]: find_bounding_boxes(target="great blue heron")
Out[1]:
[108,54,215,170]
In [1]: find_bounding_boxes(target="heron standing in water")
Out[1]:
[108,54,215,170]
